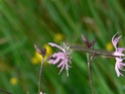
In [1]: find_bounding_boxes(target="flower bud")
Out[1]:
[34,44,46,57]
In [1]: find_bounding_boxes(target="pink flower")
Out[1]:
[112,33,125,77]
[48,43,72,76]
[40,92,43,94]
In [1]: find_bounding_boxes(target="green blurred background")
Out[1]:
[0,0,125,94]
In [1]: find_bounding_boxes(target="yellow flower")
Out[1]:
[54,33,64,43]
[45,44,53,56]
[106,42,113,51]
[10,77,18,85]
[31,52,42,64]
[31,44,53,64]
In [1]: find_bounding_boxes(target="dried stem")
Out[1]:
[0,88,13,94]
[38,58,45,94]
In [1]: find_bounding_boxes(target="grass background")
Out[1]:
[0,0,125,94]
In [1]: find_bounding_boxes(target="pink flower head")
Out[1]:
[40,92,43,94]
[40,92,46,94]
[112,33,125,77]
[48,42,72,76]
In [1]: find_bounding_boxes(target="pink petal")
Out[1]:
[48,53,63,64]
[48,59,55,64]
[57,58,68,68]
[119,62,125,66]
[53,57,61,64]
[53,52,65,59]
[115,62,121,77]
[115,58,123,63]
[113,51,124,57]
[49,42,65,52]
[118,63,125,71]
[58,64,65,75]
[119,66,125,71]
[52,53,65,64]
[117,47,125,53]
[58,59,69,76]
[57,62,63,68]
[112,33,121,49]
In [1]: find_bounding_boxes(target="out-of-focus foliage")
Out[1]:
[0,0,125,94]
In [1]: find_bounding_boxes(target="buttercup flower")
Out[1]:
[48,42,72,76]
[10,77,18,85]
[31,52,42,64]
[112,33,125,77]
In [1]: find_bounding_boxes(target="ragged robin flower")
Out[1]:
[40,92,42,94]
[112,33,125,77]
[48,42,72,76]
[40,92,46,94]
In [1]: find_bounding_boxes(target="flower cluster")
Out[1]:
[112,33,125,77]
[35,33,125,78]
[34,32,125,94]
[48,33,125,77]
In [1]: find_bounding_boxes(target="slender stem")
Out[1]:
[0,88,13,94]
[70,45,117,58]
[87,54,94,94]
[38,58,45,94]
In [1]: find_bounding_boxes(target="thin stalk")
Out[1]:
[0,88,13,94]
[70,45,119,58]
[38,58,45,94]
[87,54,94,94]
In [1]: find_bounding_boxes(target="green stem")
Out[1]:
[38,58,45,94]
[70,45,120,58]
[87,54,94,94]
